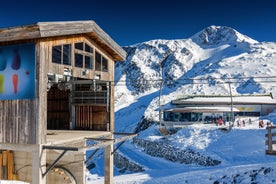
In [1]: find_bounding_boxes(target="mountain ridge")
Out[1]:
[114,25,276,132]
[190,25,258,45]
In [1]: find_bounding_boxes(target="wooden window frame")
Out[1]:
[74,42,94,69]
[52,44,72,65]
[95,51,108,72]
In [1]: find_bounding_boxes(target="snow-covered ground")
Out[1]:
[87,118,276,183]
[85,26,276,184]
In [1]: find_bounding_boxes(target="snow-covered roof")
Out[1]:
[172,95,276,105]
[164,106,240,113]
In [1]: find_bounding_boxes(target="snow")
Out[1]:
[92,25,276,183]
[87,119,276,184]
[92,25,276,184]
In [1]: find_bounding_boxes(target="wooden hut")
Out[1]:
[0,21,135,184]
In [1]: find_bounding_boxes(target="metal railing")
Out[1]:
[70,90,108,105]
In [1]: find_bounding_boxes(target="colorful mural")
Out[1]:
[0,44,35,100]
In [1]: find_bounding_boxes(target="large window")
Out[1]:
[52,44,72,65]
[74,42,93,69]
[51,41,108,73]
[95,51,108,72]
[163,112,203,122]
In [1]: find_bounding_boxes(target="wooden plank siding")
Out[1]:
[74,105,108,130]
[0,100,37,144]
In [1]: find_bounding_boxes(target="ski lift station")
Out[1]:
[161,94,276,128]
[0,21,135,184]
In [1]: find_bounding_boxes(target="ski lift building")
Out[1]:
[161,94,276,127]
[0,21,135,184]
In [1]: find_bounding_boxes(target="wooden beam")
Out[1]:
[7,151,13,180]
[113,133,137,143]
[83,138,114,151]
[104,135,113,184]
[32,145,46,184]
[266,126,276,130]
[0,143,38,152]
[265,140,276,145]
[0,153,2,179]
[266,150,276,155]
[265,132,276,137]
[2,150,8,179]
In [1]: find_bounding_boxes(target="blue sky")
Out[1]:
[1,0,276,46]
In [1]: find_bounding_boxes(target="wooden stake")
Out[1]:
[7,151,14,180]
[2,150,8,179]
[0,153,3,179]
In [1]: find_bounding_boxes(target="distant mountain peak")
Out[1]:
[191,25,258,45]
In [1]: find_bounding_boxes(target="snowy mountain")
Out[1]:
[114,25,276,132]
[89,26,276,183]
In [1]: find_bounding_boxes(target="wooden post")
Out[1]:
[267,127,273,153]
[32,145,46,184]
[104,135,114,184]
[2,150,8,179]
[7,151,13,180]
[0,152,2,179]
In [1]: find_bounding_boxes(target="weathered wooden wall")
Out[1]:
[0,100,37,144]
[74,105,108,130]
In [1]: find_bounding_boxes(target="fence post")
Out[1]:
[266,127,272,154]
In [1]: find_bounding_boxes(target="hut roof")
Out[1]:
[0,20,126,61]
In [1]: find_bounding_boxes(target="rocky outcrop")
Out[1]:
[114,152,144,173]
[133,138,221,166]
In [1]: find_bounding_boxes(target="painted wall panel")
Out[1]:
[0,44,35,100]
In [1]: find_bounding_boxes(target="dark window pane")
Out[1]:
[63,44,71,65]
[85,43,93,53]
[85,56,93,69]
[75,42,83,50]
[75,53,83,68]
[95,52,101,71]
[102,57,108,72]
[52,46,62,64]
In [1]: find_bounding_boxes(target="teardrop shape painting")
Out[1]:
[11,49,21,70]
[12,74,18,94]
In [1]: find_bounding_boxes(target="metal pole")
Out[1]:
[159,80,164,127]
[228,82,234,123]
